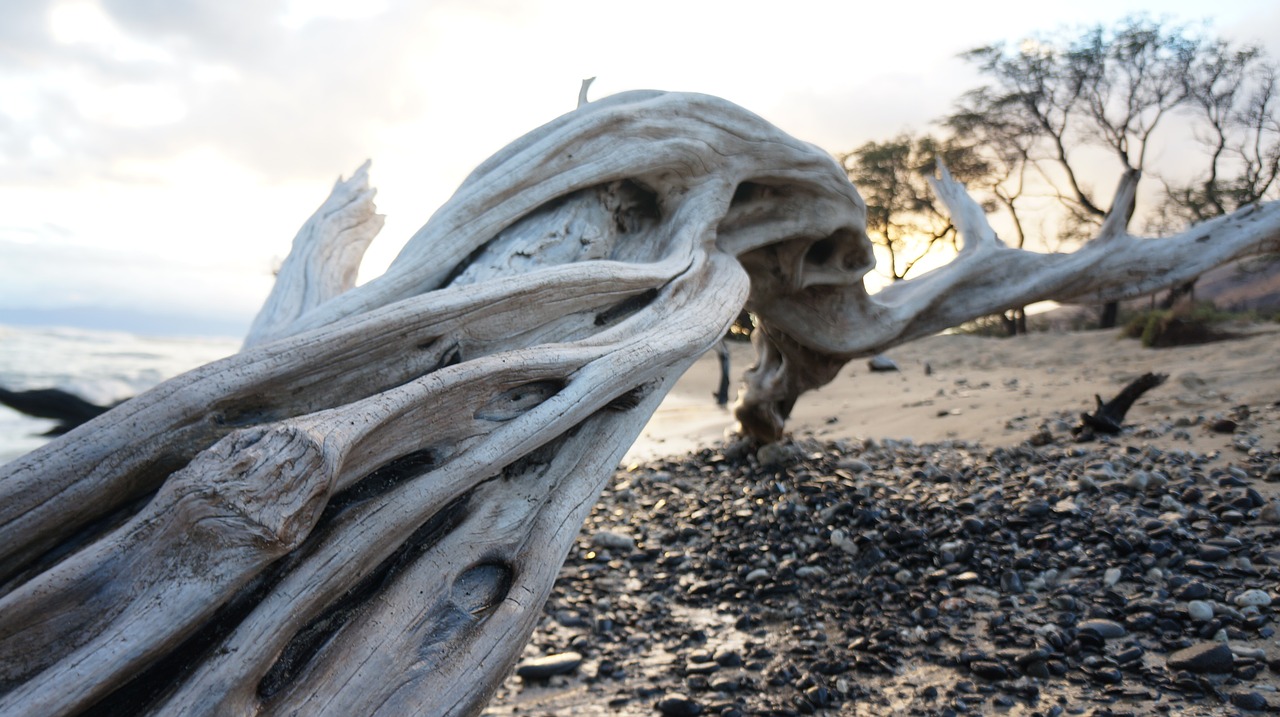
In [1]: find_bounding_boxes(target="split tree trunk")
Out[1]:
[1,91,1278,717]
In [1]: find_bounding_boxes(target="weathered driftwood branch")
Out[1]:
[735,165,1280,440]
[0,387,111,435]
[1074,371,1169,437]
[1,90,1278,716]
[0,91,855,716]
[243,160,384,348]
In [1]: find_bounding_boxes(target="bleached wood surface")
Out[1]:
[1,90,1277,716]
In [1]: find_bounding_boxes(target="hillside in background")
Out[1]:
[1194,255,1280,312]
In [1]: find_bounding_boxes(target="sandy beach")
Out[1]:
[628,324,1280,464]
[489,324,1280,716]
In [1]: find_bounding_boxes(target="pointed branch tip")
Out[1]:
[578,77,596,108]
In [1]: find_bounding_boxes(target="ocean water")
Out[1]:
[0,324,241,465]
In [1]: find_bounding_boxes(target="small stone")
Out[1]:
[1103,567,1122,587]
[685,660,718,675]
[830,528,859,556]
[1177,582,1211,600]
[1090,666,1123,684]
[837,458,872,473]
[1197,544,1230,562]
[755,442,791,466]
[1077,619,1126,640]
[592,530,635,551]
[745,568,770,584]
[656,693,703,716]
[1231,691,1269,711]
[1260,501,1280,523]
[1234,589,1272,607]
[1166,642,1234,674]
[1022,499,1051,518]
[1000,570,1024,594]
[712,646,743,667]
[516,651,584,679]
[1210,418,1238,434]
[1187,600,1214,621]
[868,355,900,372]
[969,660,1009,680]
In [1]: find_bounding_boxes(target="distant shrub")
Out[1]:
[1122,302,1245,348]
[953,314,1010,337]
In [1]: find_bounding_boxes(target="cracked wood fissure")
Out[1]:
[0,90,1277,716]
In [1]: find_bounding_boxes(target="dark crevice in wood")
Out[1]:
[322,448,440,521]
[499,427,576,482]
[605,383,651,412]
[441,235,503,289]
[475,380,567,422]
[418,561,514,658]
[805,234,838,265]
[83,553,295,716]
[609,179,661,234]
[594,288,659,327]
[730,180,775,207]
[430,342,463,372]
[212,404,278,429]
[0,489,157,601]
[0,446,190,590]
[257,492,473,701]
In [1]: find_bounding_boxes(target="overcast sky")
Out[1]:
[3,0,1278,335]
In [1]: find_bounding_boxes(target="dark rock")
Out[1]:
[1022,499,1051,518]
[656,693,703,716]
[867,355,900,372]
[1231,691,1269,711]
[1209,418,1237,433]
[1196,545,1230,562]
[712,646,743,667]
[969,661,1009,680]
[1166,642,1234,674]
[1089,666,1122,684]
[1077,619,1126,640]
[1177,581,1211,600]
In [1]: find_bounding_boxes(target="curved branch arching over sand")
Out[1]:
[0,90,1277,716]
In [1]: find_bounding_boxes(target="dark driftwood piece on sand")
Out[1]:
[1,88,1278,716]
[0,387,111,435]
[1075,372,1169,437]
[714,340,731,406]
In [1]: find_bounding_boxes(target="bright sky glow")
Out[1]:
[1,0,1278,334]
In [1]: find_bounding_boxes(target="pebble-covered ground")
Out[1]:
[485,403,1280,717]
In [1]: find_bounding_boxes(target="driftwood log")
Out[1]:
[0,388,112,435]
[2,89,1279,716]
[1075,372,1170,437]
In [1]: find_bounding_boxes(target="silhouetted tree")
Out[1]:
[1154,40,1280,306]
[843,134,988,283]
[949,16,1210,328]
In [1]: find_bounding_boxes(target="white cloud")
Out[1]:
[1,0,1277,329]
